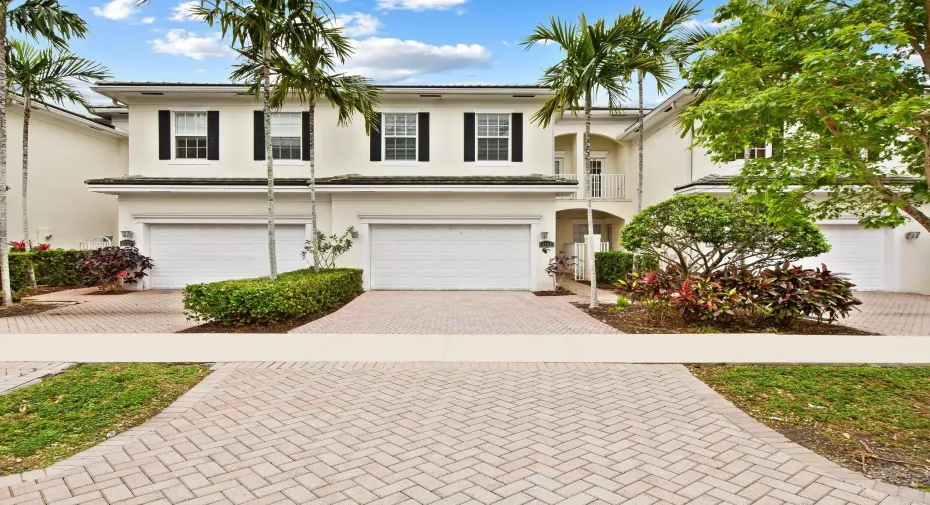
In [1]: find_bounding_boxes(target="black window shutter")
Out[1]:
[464,112,476,162]
[511,113,523,162]
[301,111,311,161]
[417,112,430,162]
[207,111,219,160]
[158,110,171,160]
[370,113,382,162]
[253,110,265,161]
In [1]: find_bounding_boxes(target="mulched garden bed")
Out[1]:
[690,365,930,491]
[0,302,68,318]
[576,303,874,335]
[17,285,81,298]
[533,287,574,296]
[179,293,360,333]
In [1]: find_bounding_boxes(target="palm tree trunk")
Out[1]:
[263,41,277,280]
[309,97,319,273]
[584,94,597,308]
[22,97,35,288]
[636,69,645,213]
[0,11,13,306]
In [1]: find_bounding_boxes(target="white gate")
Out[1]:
[573,241,610,281]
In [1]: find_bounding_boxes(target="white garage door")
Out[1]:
[801,225,886,291]
[149,224,307,288]
[370,224,531,290]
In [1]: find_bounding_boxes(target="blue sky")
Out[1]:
[65,0,728,106]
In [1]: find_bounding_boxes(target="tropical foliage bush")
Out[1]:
[182,268,362,326]
[76,247,153,292]
[620,195,830,276]
[594,251,659,284]
[546,251,575,290]
[629,263,860,325]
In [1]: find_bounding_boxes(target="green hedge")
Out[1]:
[8,250,86,293]
[182,268,363,325]
[594,251,660,284]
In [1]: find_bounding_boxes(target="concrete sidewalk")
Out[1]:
[1,332,928,363]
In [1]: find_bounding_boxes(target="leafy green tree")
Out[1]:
[6,39,109,288]
[0,0,88,305]
[682,0,930,232]
[194,0,346,280]
[618,0,704,212]
[522,14,659,307]
[232,46,379,272]
[620,194,830,275]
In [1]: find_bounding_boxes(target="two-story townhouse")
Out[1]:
[3,98,126,249]
[85,82,581,291]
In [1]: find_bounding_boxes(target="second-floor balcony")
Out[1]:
[557,173,627,200]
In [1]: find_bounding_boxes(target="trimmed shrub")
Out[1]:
[182,268,363,326]
[594,251,659,284]
[76,247,154,291]
[7,249,86,292]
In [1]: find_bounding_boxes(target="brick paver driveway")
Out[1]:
[0,288,194,334]
[293,291,618,334]
[844,292,930,336]
[2,362,923,505]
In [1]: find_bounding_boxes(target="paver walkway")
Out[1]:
[0,288,195,334]
[0,362,72,395]
[292,291,619,334]
[2,362,925,505]
[844,292,930,336]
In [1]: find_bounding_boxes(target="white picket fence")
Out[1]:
[572,241,610,281]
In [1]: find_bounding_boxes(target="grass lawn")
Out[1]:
[689,365,930,491]
[0,363,210,476]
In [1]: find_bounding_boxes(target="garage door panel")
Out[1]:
[150,224,307,289]
[370,224,531,290]
[801,225,885,291]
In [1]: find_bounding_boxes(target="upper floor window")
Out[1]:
[174,112,207,159]
[477,113,509,161]
[271,112,302,160]
[384,113,417,161]
[734,144,768,160]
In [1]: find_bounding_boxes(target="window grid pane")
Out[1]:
[175,136,207,159]
[272,137,301,160]
[175,112,207,135]
[477,138,509,161]
[384,113,417,137]
[385,137,417,161]
[476,113,510,161]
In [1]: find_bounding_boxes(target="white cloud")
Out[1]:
[151,29,235,60]
[501,40,510,47]
[90,0,138,20]
[343,37,490,82]
[140,16,155,24]
[335,13,381,38]
[170,1,201,21]
[682,18,734,30]
[376,0,467,11]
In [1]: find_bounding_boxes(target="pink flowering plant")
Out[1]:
[76,246,154,292]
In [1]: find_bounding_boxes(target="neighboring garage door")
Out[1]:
[370,224,531,290]
[149,224,307,288]
[802,225,886,291]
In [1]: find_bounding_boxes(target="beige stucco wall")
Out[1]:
[117,191,557,291]
[889,207,930,295]
[4,106,126,248]
[126,94,554,179]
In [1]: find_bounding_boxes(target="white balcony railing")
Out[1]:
[557,173,626,200]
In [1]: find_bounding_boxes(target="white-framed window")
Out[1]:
[174,112,207,159]
[477,113,510,161]
[572,224,612,245]
[734,144,769,160]
[554,151,565,175]
[271,112,302,160]
[383,113,417,161]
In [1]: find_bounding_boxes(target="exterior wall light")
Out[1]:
[540,231,549,240]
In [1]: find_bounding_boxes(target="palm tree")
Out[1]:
[6,39,109,288]
[523,14,663,308]
[0,0,88,305]
[232,45,379,272]
[194,0,346,280]
[621,1,703,212]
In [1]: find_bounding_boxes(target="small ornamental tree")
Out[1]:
[620,194,829,276]
[301,226,355,269]
[546,251,575,291]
